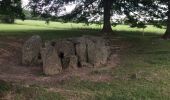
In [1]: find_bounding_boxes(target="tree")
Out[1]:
[136,0,169,39]
[161,1,170,39]
[29,0,169,35]
[122,0,169,38]
[102,0,113,33]
[29,0,130,33]
[0,0,25,23]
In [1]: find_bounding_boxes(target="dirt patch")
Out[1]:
[0,36,121,86]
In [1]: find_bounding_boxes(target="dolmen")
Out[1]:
[22,35,110,75]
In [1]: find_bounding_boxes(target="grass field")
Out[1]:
[0,20,166,38]
[0,20,170,100]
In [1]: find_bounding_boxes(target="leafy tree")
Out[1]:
[0,0,25,23]
[159,0,170,39]
[29,0,130,33]
[28,0,169,36]
[122,0,169,38]
[137,0,169,39]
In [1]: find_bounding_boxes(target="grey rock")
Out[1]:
[74,36,110,67]
[22,35,42,65]
[87,36,109,67]
[75,37,87,65]
[54,39,75,57]
[62,55,78,69]
[41,42,62,75]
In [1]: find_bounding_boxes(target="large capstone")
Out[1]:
[41,42,62,75]
[22,35,42,65]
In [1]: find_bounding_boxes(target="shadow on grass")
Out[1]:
[0,28,163,40]
[116,30,162,38]
[0,29,101,40]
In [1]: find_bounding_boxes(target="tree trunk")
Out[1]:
[102,0,113,34]
[162,2,170,39]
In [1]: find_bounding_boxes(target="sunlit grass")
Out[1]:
[0,20,166,34]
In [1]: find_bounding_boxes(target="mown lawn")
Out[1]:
[0,20,170,100]
[0,20,166,38]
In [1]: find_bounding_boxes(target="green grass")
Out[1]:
[0,80,11,94]
[53,37,170,100]
[0,20,170,100]
[0,20,166,39]
[14,85,64,100]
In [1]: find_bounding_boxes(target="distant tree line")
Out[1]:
[0,0,25,23]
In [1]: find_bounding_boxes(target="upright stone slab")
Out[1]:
[75,37,87,66]
[22,35,42,65]
[41,42,62,75]
[67,55,78,69]
[74,36,110,67]
[60,55,78,70]
[86,36,109,67]
[54,39,76,69]
[54,39,75,57]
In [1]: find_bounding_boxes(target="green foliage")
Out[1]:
[0,80,11,94]
[27,0,169,34]
[0,0,25,23]
[14,86,64,100]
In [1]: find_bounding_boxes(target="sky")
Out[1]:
[22,0,29,7]
[22,0,75,14]
[21,0,125,22]
[21,0,164,22]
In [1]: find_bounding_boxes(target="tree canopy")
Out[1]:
[0,0,25,23]
[28,0,169,34]
[29,0,127,33]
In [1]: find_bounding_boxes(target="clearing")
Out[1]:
[0,20,170,100]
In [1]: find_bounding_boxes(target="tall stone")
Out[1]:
[54,39,75,57]
[74,36,110,67]
[75,37,87,66]
[87,36,109,67]
[60,55,78,70]
[22,35,42,65]
[41,42,62,75]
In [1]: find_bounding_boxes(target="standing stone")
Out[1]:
[60,55,78,70]
[75,37,87,66]
[87,37,109,67]
[67,55,78,69]
[54,39,77,69]
[41,42,62,75]
[74,36,110,67]
[54,39,75,57]
[22,35,42,65]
